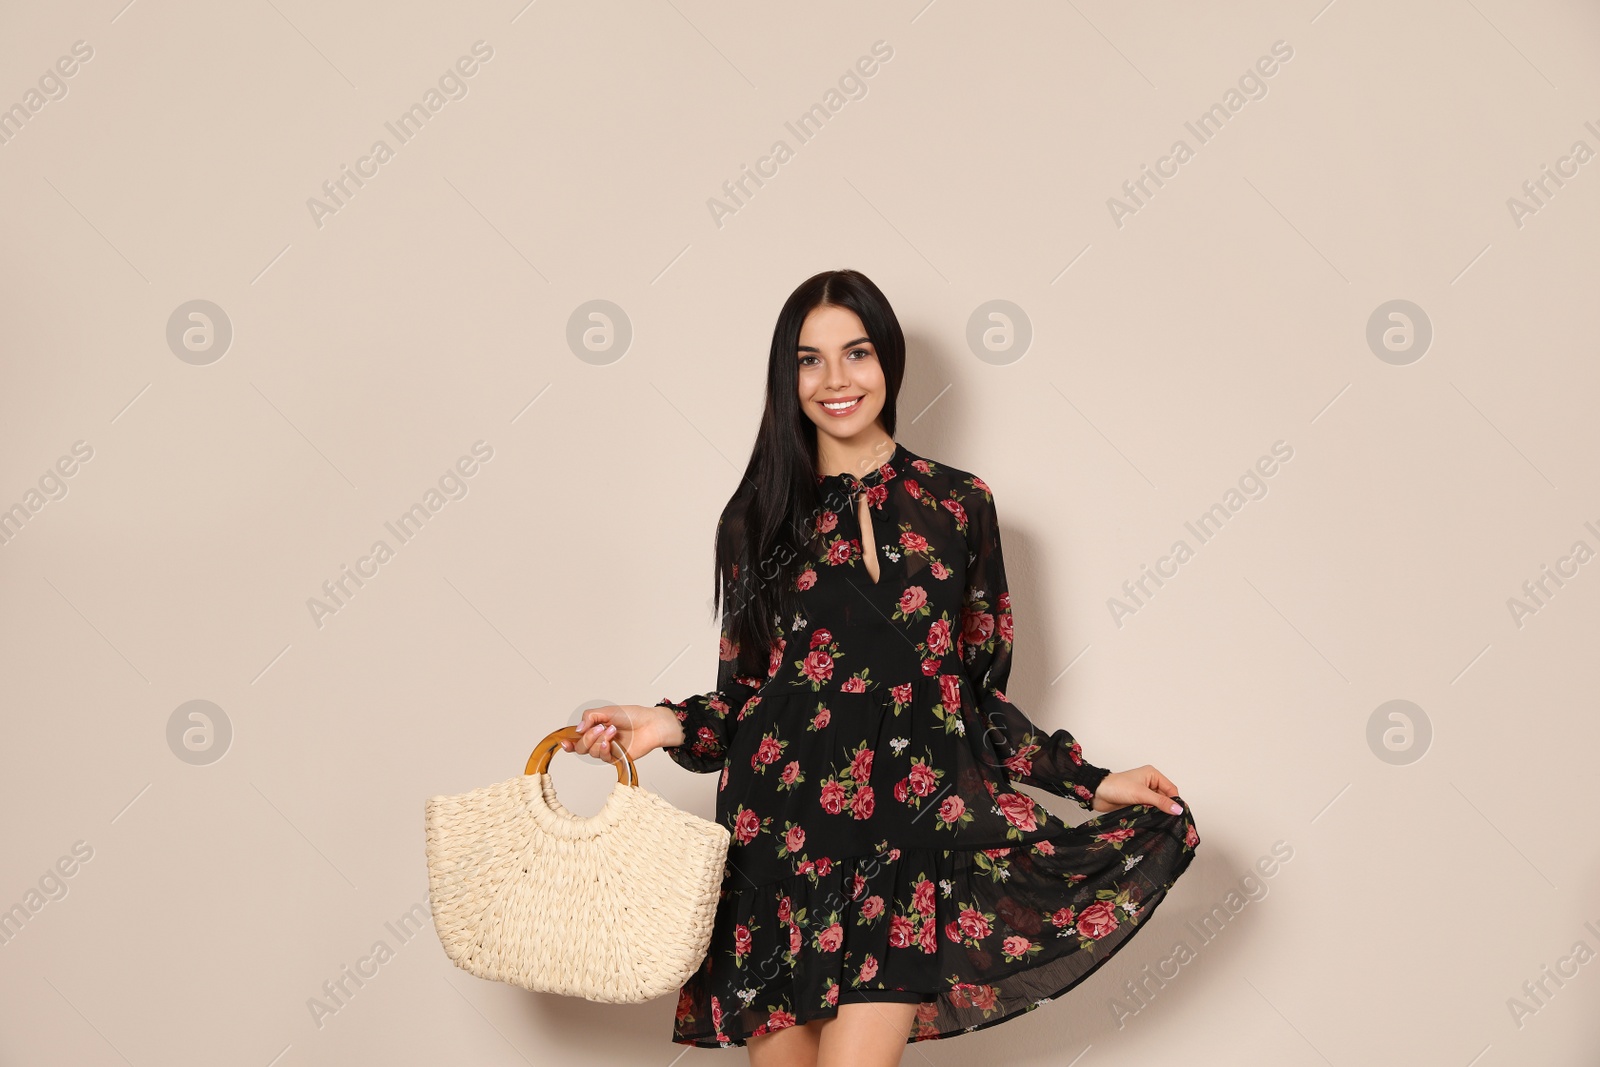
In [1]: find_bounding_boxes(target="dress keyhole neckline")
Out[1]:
[855,490,881,585]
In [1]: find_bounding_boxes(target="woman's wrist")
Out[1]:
[639,703,685,750]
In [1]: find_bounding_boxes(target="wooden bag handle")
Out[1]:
[526,725,639,787]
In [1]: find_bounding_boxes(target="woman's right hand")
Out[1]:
[562,704,682,764]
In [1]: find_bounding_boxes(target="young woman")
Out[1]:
[565,269,1200,1065]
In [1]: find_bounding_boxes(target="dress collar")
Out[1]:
[815,440,908,490]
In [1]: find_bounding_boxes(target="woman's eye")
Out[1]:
[798,350,870,365]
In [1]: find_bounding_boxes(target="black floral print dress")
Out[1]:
[656,440,1200,1047]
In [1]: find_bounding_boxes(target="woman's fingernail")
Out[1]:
[1171,804,1183,814]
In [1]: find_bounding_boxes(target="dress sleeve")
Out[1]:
[959,480,1112,811]
[654,610,770,774]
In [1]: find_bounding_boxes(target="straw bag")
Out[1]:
[423,724,731,1003]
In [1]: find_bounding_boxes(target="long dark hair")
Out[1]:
[713,269,907,678]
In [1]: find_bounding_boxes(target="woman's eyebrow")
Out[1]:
[796,336,872,354]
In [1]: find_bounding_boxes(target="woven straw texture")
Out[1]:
[424,772,730,1003]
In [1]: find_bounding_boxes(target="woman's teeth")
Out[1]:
[822,397,861,414]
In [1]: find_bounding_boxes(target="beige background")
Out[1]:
[2,0,1597,1063]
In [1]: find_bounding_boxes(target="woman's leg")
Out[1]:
[815,1001,918,1067]
[746,1016,822,1067]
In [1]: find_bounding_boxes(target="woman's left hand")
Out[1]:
[1090,765,1184,815]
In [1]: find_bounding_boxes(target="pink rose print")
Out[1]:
[815,856,832,876]
[817,922,844,952]
[894,778,909,803]
[918,918,938,954]
[929,559,951,580]
[962,607,995,651]
[796,567,818,590]
[778,895,792,922]
[810,628,833,648]
[926,617,953,656]
[1002,935,1032,959]
[785,825,806,853]
[956,908,991,942]
[1096,827,1137,846]
[938,673,962,710]
[898,586,928,615]
[900,531,929,553]
[768,1007,795,1030]
[840,675,867,693]
[908,762,937,796]
[733,807,763,844]
[1050,906,1075,928]
[941,498,967,527]
[734,923,752,958]
[997,792,1038,832]
[850,784,875,820]
[801,650,834,684]
[826,539,855,566]
[912,879,936,917]
[781,760,800,783]
[1076,900,1119,940]
[892,683,913,705]
[819,780,847,814]
[850,748,873,783]
[817,510,838,534]
[789,922,801,956]
[755,736,782,766]
[859,955,878,983]
[938,794,965,823]
[888,914,916,948]
[861,895,885,920]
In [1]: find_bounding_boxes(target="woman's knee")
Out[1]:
[746,1015,821,1067]
[816,1002,916,1067]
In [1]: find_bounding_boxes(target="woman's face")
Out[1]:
[795,303,886,444]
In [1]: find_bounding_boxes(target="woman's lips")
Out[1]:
[820,396,862,417]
